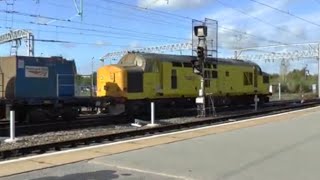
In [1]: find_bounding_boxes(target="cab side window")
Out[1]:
[171,69,177,89]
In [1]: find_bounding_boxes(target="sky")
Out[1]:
[0,0,320,74]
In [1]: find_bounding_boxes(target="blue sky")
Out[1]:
[0,0,320,74]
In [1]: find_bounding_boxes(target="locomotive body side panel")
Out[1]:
[96,53,271,108]
[160,61,200,98]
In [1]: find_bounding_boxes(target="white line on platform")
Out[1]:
[0,105,319,165]
[89,160,193,180]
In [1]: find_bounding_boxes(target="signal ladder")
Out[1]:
[207,95,216,116]
[197,95,216,117]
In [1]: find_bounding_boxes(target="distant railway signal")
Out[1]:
[193,24,208,117]
[194,26,208,38]
[191,59,202,76]
[191,46,205,76]
[197,46,205,61]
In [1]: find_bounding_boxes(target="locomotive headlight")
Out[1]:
[194,25,207,37]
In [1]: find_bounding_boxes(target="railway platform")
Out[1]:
[0,106,320,180]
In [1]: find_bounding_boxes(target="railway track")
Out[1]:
[0,114,129,136]
[0,98,308,136]
[0,99,319,160]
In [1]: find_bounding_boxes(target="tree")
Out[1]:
[76,72,97,86]
[270,68,317,93]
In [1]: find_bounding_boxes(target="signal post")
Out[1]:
[192,25,208,117]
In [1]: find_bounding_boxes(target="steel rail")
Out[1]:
[0,100,319,160]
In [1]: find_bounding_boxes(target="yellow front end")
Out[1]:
[97,65,127,98]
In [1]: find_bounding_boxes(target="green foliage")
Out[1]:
[270,68,317,93]
[76,72,97,86]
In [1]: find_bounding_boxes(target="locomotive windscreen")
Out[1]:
[127,71,143,93]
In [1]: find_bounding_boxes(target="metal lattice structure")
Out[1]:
[100,42,193,60]
[0,29,35,56]
[234,43,320,61]
[191,18,218,59]
[34,0,83,23]
[234,43,320,98]
[237,49,319,61]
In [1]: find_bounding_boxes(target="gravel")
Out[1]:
[0,124,139,151]
[0,108,256,152]
[0,116,203,152]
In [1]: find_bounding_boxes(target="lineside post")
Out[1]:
[278,82,281,100]
[318,44,320,98]
[147,102,158,127]
[254,95,259,111]
[5,111,17,143]
[151,102,155,124]
[56,74,59,97]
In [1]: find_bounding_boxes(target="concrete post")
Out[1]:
[269,85,273,93]
[318,44,320,98]
[5,111,17,143]
[147,102,158,127]
[278,82,281,100]
[254,95,259,111]
[151,102,155,125]
[91,57,95,97]
[56,74,59,97]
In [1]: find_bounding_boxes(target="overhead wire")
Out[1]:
[41,1,287,44]
[215,0,304,39]
[100,0,191,20]
[0,0,293,51]
[219,26,287,45]
[99,0,293,45]
[248,0,320,28]
[0,26,132,47]
[0,9,191,41]
[0,6,289,47]
[84,1,189,28]
[0,18,184,44]
[46,1,189,29]
[33,38,128,47]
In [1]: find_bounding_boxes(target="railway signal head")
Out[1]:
[194,25,207,37]
[197,46,205,61]
[191,59,202,76]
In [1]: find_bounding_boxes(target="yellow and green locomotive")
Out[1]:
[97,52,271,114]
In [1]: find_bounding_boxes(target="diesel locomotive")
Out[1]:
[96,52,271,115]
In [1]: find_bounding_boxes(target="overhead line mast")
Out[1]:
[0,29,34,56]
[33,0,84,22]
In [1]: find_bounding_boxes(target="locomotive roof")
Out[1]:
[118,52,260,67]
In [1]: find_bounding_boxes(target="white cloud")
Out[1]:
[195,0,320,74]
[138,0,214,10]
[36,17,51,24]
[204,0,312,50]
[95,40,107,46]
